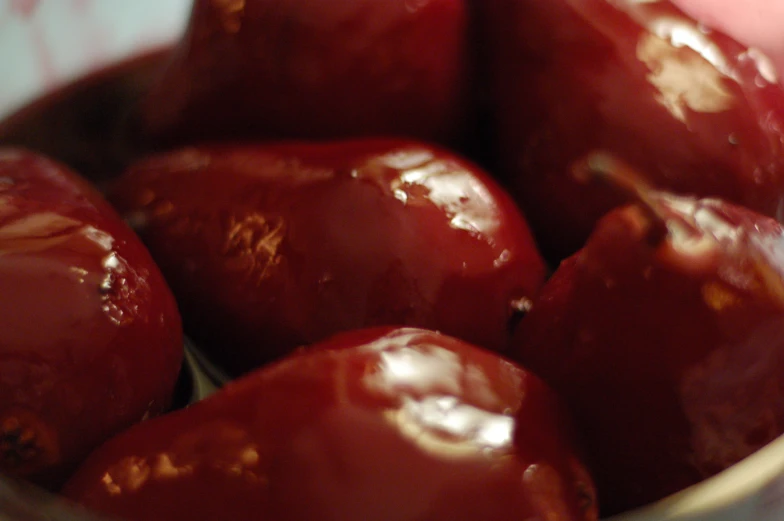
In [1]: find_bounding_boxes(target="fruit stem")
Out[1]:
[573,152,656,207]
[573,151,703,244]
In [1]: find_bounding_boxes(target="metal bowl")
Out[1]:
[1,2,783,520]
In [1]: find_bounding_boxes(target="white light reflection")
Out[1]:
[403,168,499,236]
[648,17,733,77]
[386,395,514,459]
[637,31,734,122]
[0,212,81,241]
[744,48,779,85]
[102,252,121,271]
[364,344,463,397]
[379,149,435,171]
[382,147,501,237]
[80,226,114,251]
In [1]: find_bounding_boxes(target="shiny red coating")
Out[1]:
[62,327,598,521]
[138,0,471,146]
[481,0,784,259]
[0,148,183,489]
[513,190,784,514]
[109,139,546,374]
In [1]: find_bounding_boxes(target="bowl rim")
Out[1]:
[1,38,783,521]
[608,431,784,520]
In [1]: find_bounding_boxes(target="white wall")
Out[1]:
[0,0,192,118]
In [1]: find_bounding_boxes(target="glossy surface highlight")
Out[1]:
[110,140,546,374]
[63,327,597,521]
[514,188,784,514]
[0,148,183,489]
[481,0,784,259]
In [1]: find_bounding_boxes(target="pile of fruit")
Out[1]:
[2,0,784,519]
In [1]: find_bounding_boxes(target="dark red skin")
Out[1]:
[62,326,598,521]
[137,0,471,147]
[481,0,784,260]
[109,139,546,375]
[513,191,784,515]
[0,148,183,490]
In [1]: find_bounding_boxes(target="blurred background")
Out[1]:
[1,0,783,120]
[0,0,191,118]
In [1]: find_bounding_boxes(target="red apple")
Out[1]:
[512,153,784,514]
[137,0,471,146]
[0,149,183,489]
[109,139,546,374]
[481,0,784,259]
[62,327,598,521]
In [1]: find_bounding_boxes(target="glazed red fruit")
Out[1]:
[512,155,784,514]
[62,327,598,521]
[0,149,183,489]
[137,0,470,146]
[109,139,546,374]
[481,0,784,259]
